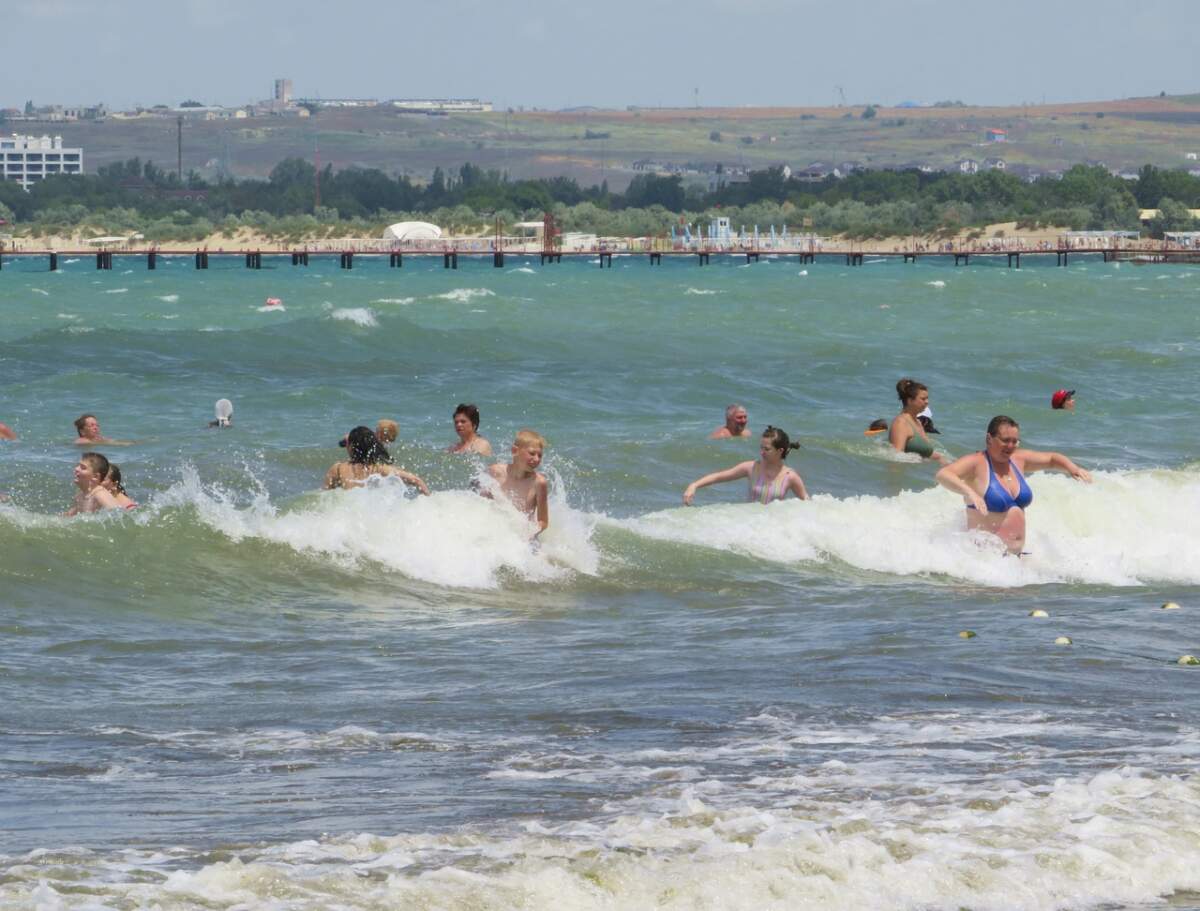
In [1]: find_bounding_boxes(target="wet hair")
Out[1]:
[345,426,392,465]
[106,463,126,494]
[986,415,1019,437]
[762,426,801,459]
[375,419,398,444]
[80,451,110,478]
[74,413,96,436]
[514,429,546,451]
[868,419,888,432]
[725,403,746,420]
[454,404,481,430]
[896,378,928,405]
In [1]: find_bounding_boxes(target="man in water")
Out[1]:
[448,403,493,455]
[486,429,549,538]
[73,414,112,446]
[710,404,751,439]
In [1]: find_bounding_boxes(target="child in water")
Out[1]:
[486,429,549,538]
[65,452,121,515]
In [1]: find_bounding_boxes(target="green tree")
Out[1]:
[861,105,877,120]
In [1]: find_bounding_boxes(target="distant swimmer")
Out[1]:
[208,398,234,428]
[325,426,429,494]
[864,419,888,437]
[890,379,946,464]
[710,404,751,439]
[485,429,549,538]
[0,421,16,441]
[72,413,129,446]
[103,463,138,510]
[684,426,809,505]
[1051,389,1076,411]
[935,414,1092,554]
[448,403,492,455]
[375,419,398,445]
[65,452,121,515]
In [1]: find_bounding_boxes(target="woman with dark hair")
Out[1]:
[936,414,1091,554]
[448,403,492,455]
[684,426,809,505]
[890,378,945,463]
[103,463,138,510]
[325,426,429,494]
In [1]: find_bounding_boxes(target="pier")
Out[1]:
[1,245,1197,272]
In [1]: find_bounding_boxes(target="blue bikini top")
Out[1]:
[982,452,1032,511]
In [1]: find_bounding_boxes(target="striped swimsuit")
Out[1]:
[748,461,790,504]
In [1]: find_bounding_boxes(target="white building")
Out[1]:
[1,134,82,189]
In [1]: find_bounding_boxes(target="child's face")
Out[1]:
[513,443,543,471]
[74,460,100,489]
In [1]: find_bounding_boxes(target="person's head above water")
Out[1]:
[1051,389,1075,410]
[454,404,481,432]
[104,463,126,494]
[74,413,101,439]
[345,426,391,465]
[725,404,748,432]
[75,451,110,488]
[761,426,801,460]
[896,378,930,411]
[375,419,398,444]
[865,418,888,436]
[213,399,233,427]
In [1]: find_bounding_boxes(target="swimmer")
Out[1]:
[102,464,138,510]
[325,426,429,494]
[448,403,492,455]
[684,426,809,505]
[0,421,16,441]
[864,418,888,437]
[375,419,398,445]
[65,452,121,515]
[710,403,751,439]
[485,429,549,537]
[935,414,1092,554]
[72,413,129,446]
[208,398,234,428]
[889,379,946,464]
[1051,389,1076,411]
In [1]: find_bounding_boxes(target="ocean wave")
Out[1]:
[103,287,129,294]
[434,288,495,303]
[685,288,721,296]
[371,297,415,305]
[4,763,1197,910]
[158,294,180,303]
[606,468,1200,587]
[329,307,378,327]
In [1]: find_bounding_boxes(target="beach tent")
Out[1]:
[381,221,442,242]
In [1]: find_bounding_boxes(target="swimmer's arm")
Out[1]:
[788,471,809,501]
[708,427,730,439]
[1017,449,1092,483]
[392,468,431,496]
[532,476,549,537]
[683,461,753,505]
[90,486,121,510]
[475,439,493,457]
[935,455,987,513]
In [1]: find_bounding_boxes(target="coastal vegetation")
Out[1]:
[1,157,1197,244]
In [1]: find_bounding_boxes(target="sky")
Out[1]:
[2,0,1197,111]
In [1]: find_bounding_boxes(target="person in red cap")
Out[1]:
[1051,389,1075,411]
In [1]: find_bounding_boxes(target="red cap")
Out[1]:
[1051,389,1075,409]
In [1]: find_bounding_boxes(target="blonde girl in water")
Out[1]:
[683,426,809,505]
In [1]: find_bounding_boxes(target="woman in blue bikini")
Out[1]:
[935,414,1091,553]
[683,427,809,505]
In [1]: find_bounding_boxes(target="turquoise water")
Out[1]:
[2,252,1199,910]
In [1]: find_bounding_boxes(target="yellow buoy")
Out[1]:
[1178,655,1199,666]
[959,630,976,639]
[1029,609,1049,618]
[1055,636,1073,646]
[1161,602,1182,610]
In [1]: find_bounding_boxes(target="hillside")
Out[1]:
[20,94,1200,190]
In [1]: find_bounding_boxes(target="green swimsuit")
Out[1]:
[903,417,934,458]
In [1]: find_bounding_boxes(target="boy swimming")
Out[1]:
[486,429,549,537]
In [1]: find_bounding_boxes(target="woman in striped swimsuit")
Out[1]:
[683,427,810,506]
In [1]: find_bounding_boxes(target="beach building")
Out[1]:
[0,134,82,189]
[958,159,979,174]
[274,79,293,105]
[986,128,1008,142]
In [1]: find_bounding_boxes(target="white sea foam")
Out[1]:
[797,269,808,276]
[103,287,129,294]
[609,467,1200,587]
[513,266,536,273]
[685,287,720,295]
[256,303,286,312]
[926,280,946,288]
[158,294,179,303]
[55,313,78,320]
[371,297,416,305]
[154,468,598,589]
[435,288,495,303]
[330,307,378,327]
[63,258,79,264]
[31,287,50,296]
[6,762,1198,911]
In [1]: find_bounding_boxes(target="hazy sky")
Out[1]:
[3,0,1196,111]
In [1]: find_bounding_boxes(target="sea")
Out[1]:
[1,250,1198,910]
